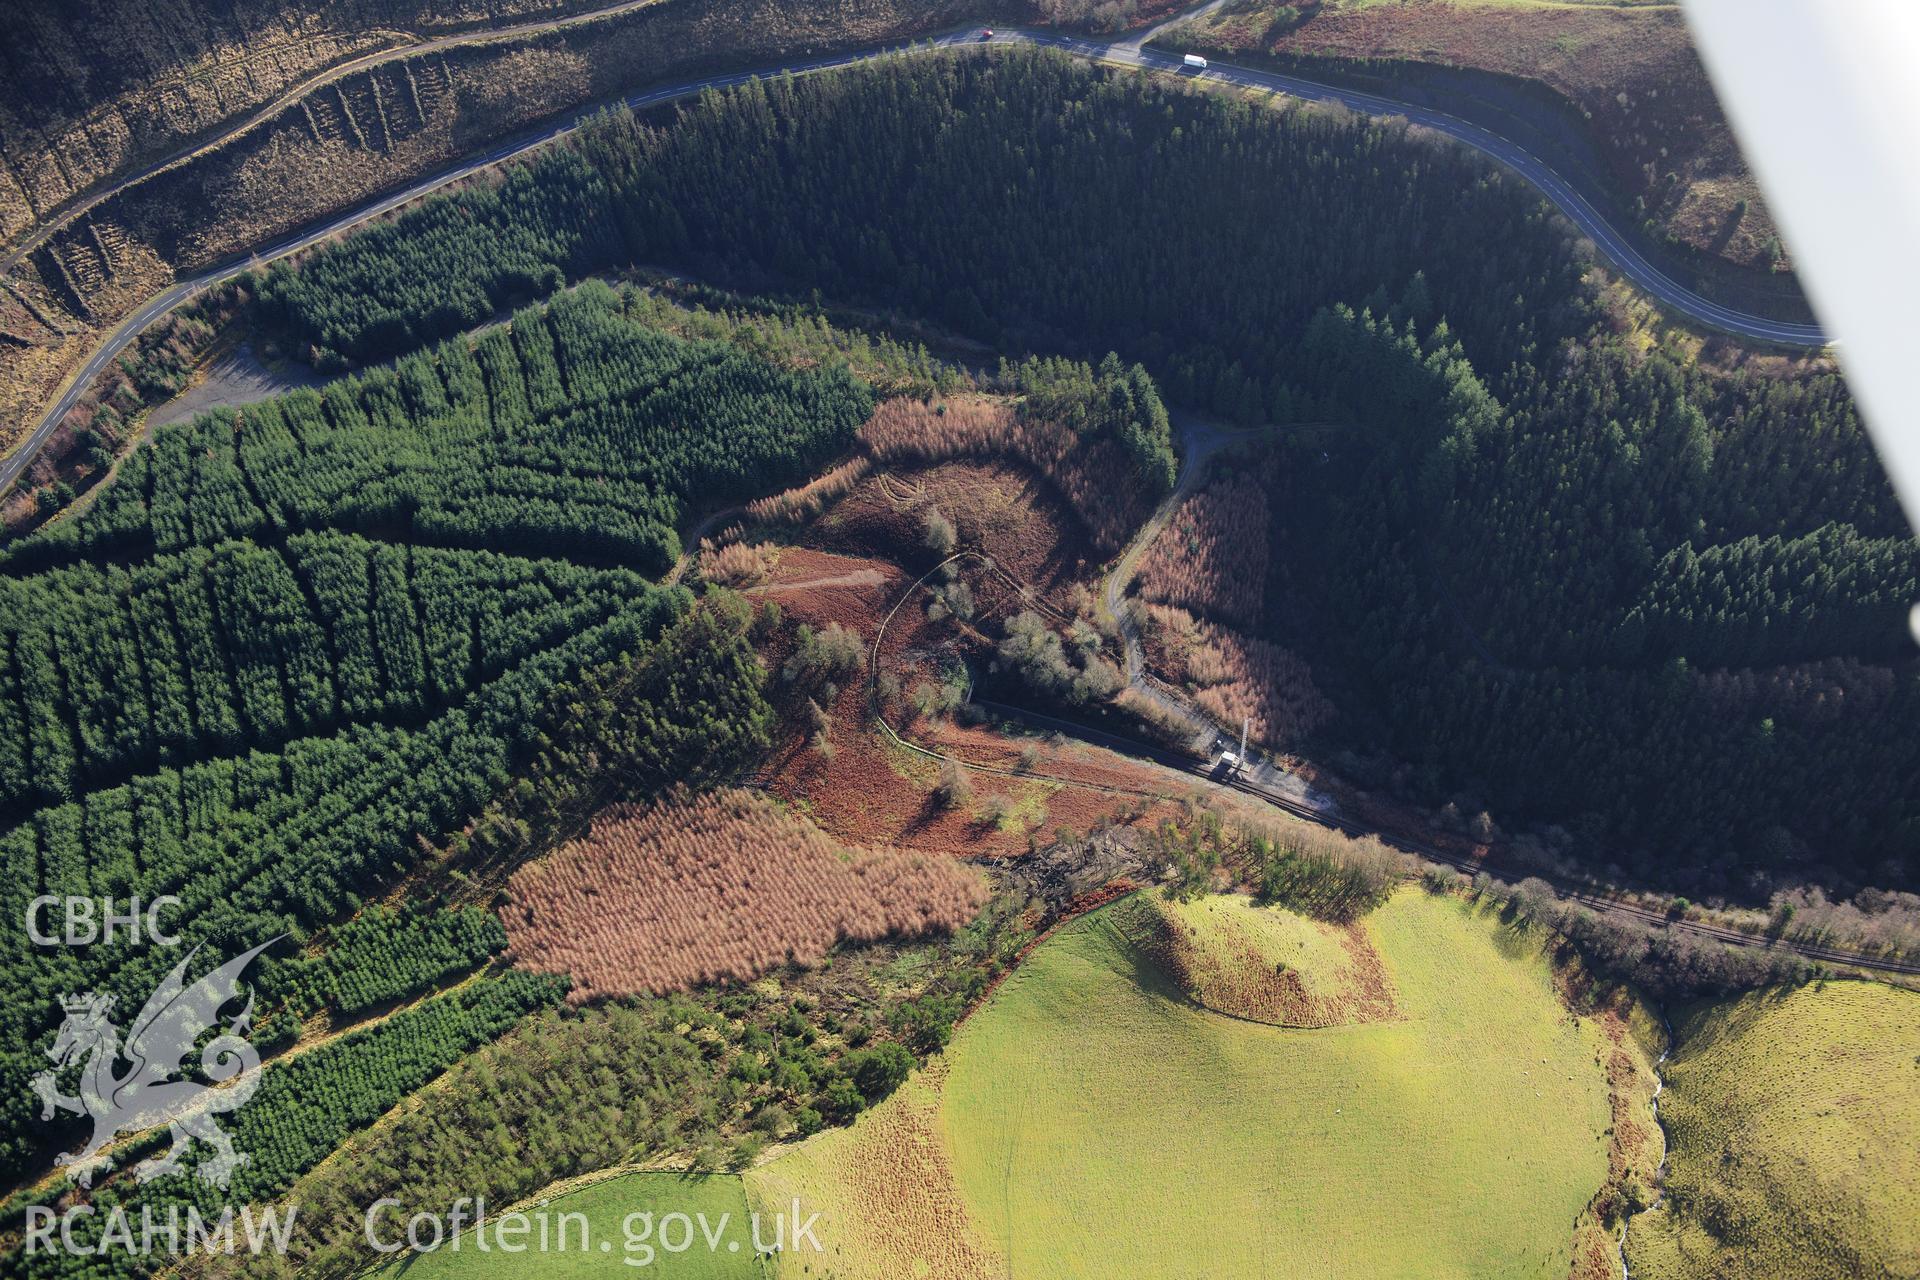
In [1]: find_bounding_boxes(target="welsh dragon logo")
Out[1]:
[30,940,278,1189]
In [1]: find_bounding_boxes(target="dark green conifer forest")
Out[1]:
[246,48,1916,890]
[0,281,838,1197]
[2,48,1915,1273]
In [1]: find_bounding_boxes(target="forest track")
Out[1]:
[664,504,745,585]
[1102,411,1289,681]
[0,0,664,275]
[1099,412,1329,797]
[969,692,1920,978]
[876,458,1919,981]
[4,4,1828,495]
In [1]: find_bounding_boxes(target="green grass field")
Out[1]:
[374,1173,767,1278]
[943,890,1615,1279]
[1624,980,1920,1280]
[1145,891,1397,1025]
[1159,892,1359,998]
[754,888,1636,1279]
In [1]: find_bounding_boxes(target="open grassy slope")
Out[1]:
[746,1066,1006,1280]
[1136,890,1398,1026]
[1625,980,1920,1280]
[945,890,1614,1279]
[752,888,1648,1280]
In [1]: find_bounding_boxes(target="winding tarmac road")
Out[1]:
[3,11,1828,495]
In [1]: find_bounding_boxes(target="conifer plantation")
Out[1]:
[248,47,1915,889]
[2,33,1916,1280]
[0,277,859,1198]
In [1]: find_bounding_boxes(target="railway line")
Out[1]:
[866,537,1917,981]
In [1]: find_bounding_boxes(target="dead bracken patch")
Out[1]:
[751,1061,1005,1280]
[750,543,1186,859]
[1135,471,1271,627]
[859,395,1149,553]
[832,1063,1000,1279]
[806,458,1098,617]
[502,788,986,1001]
[1146,603,1333,747]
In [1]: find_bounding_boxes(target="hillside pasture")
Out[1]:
[1624,980,1920,1280]
[941,889,1624,1279]
[1125,891,1398,1027]
[752,888,1650,1279]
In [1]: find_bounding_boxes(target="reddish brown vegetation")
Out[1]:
[750,547,1006,855]
[697,538,779,587]
[858,395,1018,462]
[914,462,1096,607]
[805,459,1096,618]
[747,456,872,524]
[750,547,901,630]
[859,396,1147,553]
[1035,0,1182,38]
[1145,604,1333,747]
[740,439,1194,860]
[750,546,1185,857]
[502,788,986,1001]
[1135,472,1271,626]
